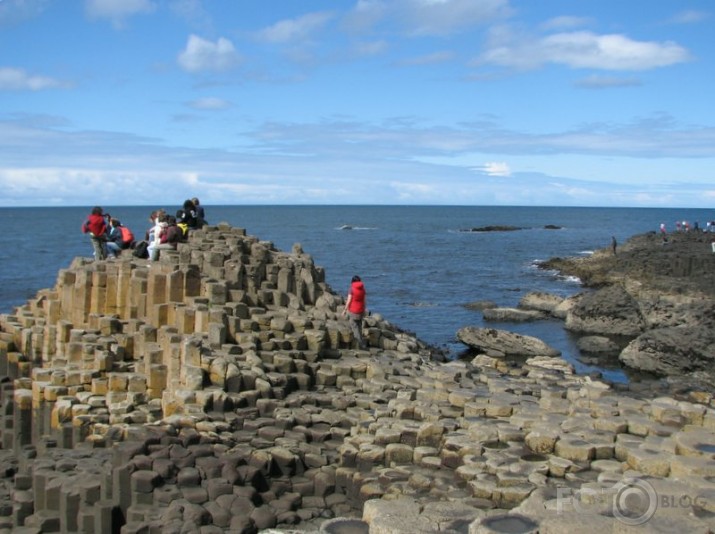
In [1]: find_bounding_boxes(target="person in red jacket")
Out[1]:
[82,206,108,260]
[342,275,368,349]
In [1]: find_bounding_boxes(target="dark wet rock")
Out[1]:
[576,335,620,355]
[620,326,715,376]
[463,300,498,311]
[460,225,524,232]
[482,308,546,322]
[565,285,646,337]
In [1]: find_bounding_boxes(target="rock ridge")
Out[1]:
[537,231,715,388]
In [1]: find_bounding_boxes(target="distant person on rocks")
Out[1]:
[192,197,207,228]
[151,215,182,261]
[660,223,666,235]
[676,221,682,232]
[342,275,368,349]
[176,210,190,239]
[146,209,166,261]
[177,199,198,231]
[105,218,124,259]
[106,218,135,258]
[611,236,617,255]
[81,206,108,261]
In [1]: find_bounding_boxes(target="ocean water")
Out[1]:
[1,205,712,383]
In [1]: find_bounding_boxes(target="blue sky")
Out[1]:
[1,0,713,207]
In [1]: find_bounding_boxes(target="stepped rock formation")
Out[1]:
[1,224,715,533]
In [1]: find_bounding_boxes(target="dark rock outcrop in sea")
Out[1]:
[459,225,563,233]
[538,230,715,388]
[459,225,524,232]
[1,224,715,533]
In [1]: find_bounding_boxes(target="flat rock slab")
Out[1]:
[456,327,561,358]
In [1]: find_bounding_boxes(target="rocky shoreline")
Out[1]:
[539,230,715,392]
[1,224,714,533]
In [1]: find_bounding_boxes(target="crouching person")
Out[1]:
[106,218,134,258]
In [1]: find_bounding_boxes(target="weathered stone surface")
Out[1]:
[4,223,715,534]
[620,326,715,376]
[541,231,715,382]
[456,327,561,358]
[518,291,565,315]
[565,285,646,337]
[482,308,546,322]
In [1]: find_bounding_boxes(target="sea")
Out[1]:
[1,205,712,384]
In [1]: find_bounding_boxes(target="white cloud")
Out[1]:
[0,0,51,25]
[189,97,231,110]
[0,67,66,90]
[345,0,511,36]
[85,0,155,28]
[398,0,512,35]
[177,35,241,73]
[480,162,511,177]
[2,114,715,208]
[256,11,333,44]
[670,10,710,24]
[479,29,690,71]
[343,0,388,33]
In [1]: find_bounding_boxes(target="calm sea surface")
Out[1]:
[1,205,712,382]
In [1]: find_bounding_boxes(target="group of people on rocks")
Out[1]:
[83,201,373,348]
[664,220,715,233]
[81,207,136,260]
[82,198,207,261]
[659,219,715,252]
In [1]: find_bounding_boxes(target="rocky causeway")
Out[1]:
[1,223,714,533]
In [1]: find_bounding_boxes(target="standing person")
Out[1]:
[192,197,207,228]
[611,236,617,256]
[659,223,666,235]
[81,206,108,260]
[342,275,368,349]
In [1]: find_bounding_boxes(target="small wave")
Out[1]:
[561,275,581,284]
[579,250,595,256]
[336,225,377,231]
